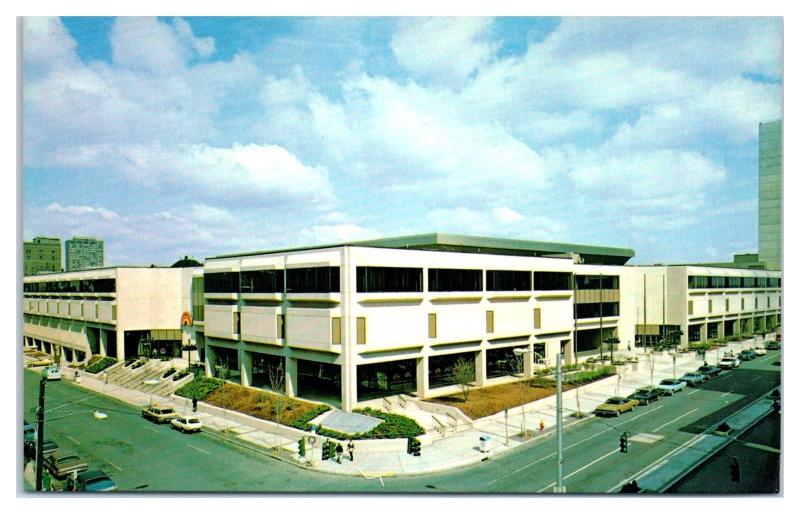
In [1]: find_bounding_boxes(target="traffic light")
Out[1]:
[729,457,741,483]
[619,480,641,493]
[407,437,421,457]
[322,440,331,461]
[619,433,628,453]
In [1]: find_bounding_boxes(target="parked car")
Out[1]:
[25,438,59,460]
[628,387,664,405]
[24,421,35,444]
[26,358,54,368]
[170,415,203,433]
[765,341,781,350]
[44,451,88,480]
[738,350,756,361]
[657,378,687,395]
[72,469,117,492]
[753,346,768,356]
[42,366,61,381]
[141,405,178,424]
[594,397,639,417]
[697,365,722,378]
[718,357,740,369]
[679,372,706,386]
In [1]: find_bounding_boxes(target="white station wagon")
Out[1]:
[657,378,687,395]
[171,415,203,433]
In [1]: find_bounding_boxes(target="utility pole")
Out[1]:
[556,351,564,493]
[599,274,604,361]
[35,375,46,491]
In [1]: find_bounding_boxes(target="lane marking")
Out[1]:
[105,460,123,472]
[739,441,780,454]
[537,448,619,492]
[653,408,698,432]
[751,376,763,384]
[719,390,734,399]
[687,389,701,396]
[487,405,663,486]
[188,444,210,456]
[66,435,80,445]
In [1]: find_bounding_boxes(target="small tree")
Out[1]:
[451,358,475,403]
[267,363,292,426]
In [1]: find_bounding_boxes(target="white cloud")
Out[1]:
[493,206,524,222]
[173,17,215,58]
[391,17,498,90]
[298,223,381,244]
[110,17,191,73]
[45,202,119,220]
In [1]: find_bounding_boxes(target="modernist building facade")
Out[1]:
[65,237,104,271]
[21,234,782,412]
[758,119,782,271]
[23,236,61,276]
[22,267,197,365]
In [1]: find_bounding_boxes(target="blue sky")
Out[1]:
[22,16,782,266]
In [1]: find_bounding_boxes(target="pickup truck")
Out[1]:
[141,405,178,424]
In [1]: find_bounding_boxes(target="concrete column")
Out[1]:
[341,361,358,412]
[700,323,708,342]
[563,339,575,365]
[99,329,108,357]
[205,344,216,377]
[523,343,533,379]
[115,329,125,361]
[284,356,297,398]
[239,349,252,387]
[474,349,487,387]
[416,356,429,399]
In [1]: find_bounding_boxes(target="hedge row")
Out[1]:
[289,405,424,440]
[175,376,223,400]
[565,366,616,386]
[85,357,117,374]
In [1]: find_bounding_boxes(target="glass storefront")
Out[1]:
[356,359,417,401]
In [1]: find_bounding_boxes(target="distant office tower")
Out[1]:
[23,237,61,275]
[758,120,782,270]
[65,237,104,271]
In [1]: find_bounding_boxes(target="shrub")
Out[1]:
[353,408,425,439]
[290,405,332,431]
[175,375,223,400]
[85,357,117,374]
[162,368,176,378]
[566,366,616,386]
[172,370,190,381]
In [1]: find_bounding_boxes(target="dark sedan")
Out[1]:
[627,387,664,405]
[738,350,756,361]
[697,365,722,378]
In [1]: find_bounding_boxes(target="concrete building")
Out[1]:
[618,265,782,348]
[22,266,198,366]
[65,237,104,271]
[23,237,61,276]
[758,120,782,270]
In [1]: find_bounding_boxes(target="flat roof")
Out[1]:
[210,232,635,265]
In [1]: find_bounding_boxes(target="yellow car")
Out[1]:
[594,397,639,417]
[26,358,54,368]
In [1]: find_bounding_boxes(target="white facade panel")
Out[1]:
[286,308,335,351]
[205,304,236,340]
[240,305,280,344]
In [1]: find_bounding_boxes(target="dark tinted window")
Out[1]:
[240,270,284,293]
[428,268,482,292]
[726,276,742,288]
[356,267,422,293]
[574,275,617,290]
[535,272,573,290]
[487,270,531,291]
[204,272,240,293]
[287,267,340,293]
[576,302,619,318]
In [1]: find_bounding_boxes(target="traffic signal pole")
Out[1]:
[35,375,46,491]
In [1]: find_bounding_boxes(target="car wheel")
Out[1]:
[615,411,620,417]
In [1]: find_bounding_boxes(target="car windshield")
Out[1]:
[187,418,199,424]
[58,456,79,464]
[661,380,675,385]
[607,398,624,405]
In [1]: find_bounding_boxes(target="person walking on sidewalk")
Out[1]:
[335,442,344,464]
[347,440,355,462]
[192,397,198,412]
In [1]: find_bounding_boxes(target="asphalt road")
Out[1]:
[23,349,781,493]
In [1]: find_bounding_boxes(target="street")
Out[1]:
[23,349,781,493]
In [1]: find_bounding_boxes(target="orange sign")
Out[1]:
[181,311,193,326]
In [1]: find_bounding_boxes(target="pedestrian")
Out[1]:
[539,419,545,433]
[335,442,344,464]
[347,440,355,462]
[192,397,198,412]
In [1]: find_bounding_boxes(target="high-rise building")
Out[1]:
[65,237,104,271]
[758,120,782,270]
[23,237,61,276]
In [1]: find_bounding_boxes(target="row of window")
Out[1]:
[688,296,778,315]
[688,275,781,289]
[23,278,116,294]
[203,267,619,294]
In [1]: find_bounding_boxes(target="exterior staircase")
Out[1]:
[87,358,193,398]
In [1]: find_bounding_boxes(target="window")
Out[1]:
[725,299,729,312]
[742,277,755,288]
[192,276,205,322]
[487,270,531,291]
[332,317,342,345]
[357,317,366,344]
[575,303,620,318]
[486,310,494,333]
[688,276,709,289]
[95,304,99,318]
[708,299,713,313]
[755,298,759,309]
[233,311,240,334]
[240,270,284,293]
[710,276,725,289]
[533,308,541,329]
[357,267,422,293]
[428,313,437,338]
[573,275,617,290]
[533,343,546,363]
[726,277,742,288]
[741,298,745,310]
[756,277,767,288]
[80,304,84,318]
[286,267,340,293]
[767,297,771,308]
[204,272,240,294]
[111,305,116,321]
[277,314,285,339]
[688,301,693,315]
[536,271,574,290]
[428,268,482,292]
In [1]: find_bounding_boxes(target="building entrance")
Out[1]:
[356,359,416,401]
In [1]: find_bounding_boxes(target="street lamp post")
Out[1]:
[512,348,529,437]
[556,351,564,493]
[35,375,46,491]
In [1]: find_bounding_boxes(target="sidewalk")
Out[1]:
[50,337,770,478]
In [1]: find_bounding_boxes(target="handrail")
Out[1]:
[382,397,393,412]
